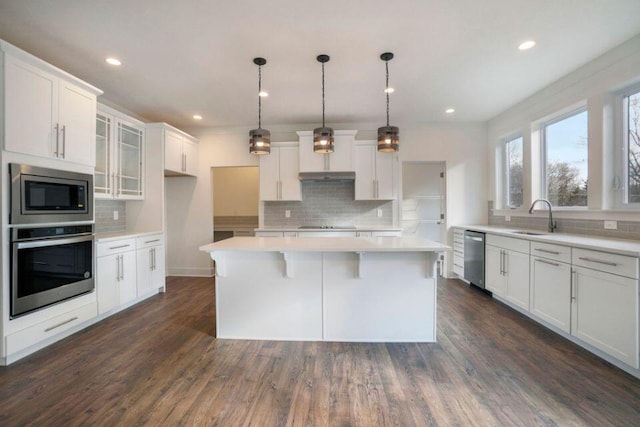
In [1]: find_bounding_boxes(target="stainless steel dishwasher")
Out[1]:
[464,230,485,289]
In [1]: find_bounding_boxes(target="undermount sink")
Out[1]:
[512,231,547,236]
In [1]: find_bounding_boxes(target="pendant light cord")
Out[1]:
[322,62,326,127]
[386,61,390,127]
[258,65,262,128]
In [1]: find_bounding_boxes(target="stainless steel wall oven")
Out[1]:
[10,163,93,225]
[11,225,95,318]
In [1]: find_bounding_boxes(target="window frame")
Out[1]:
[619,83,640,208]
[540,106,589,209]
[503,134,524,209]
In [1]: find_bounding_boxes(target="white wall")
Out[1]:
[165,122,487,276]
[488,33,640,220]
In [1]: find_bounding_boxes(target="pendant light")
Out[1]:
[377,52,399,152]
[249,57,271,155]
[313,54,334,153]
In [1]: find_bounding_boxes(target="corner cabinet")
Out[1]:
[259,144,302,201]
[164,128,198,176]
[354,142,397,200]
[2,41,102,167]
[136,234,166,296]
[95,104,144,199]
[297,130,356,172]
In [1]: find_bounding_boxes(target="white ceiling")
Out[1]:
[1,0,639,130]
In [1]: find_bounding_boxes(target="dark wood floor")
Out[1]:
[1,276,639,426]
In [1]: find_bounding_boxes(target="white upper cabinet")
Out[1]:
[162,127,198,177]
[95,104,144,200]
[259,144,301,201]
[354,142,396,200]
[297,130,356,172]
[2,41,102,167]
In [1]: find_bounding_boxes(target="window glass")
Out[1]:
[543,110,588,207]
[625,90,640,204]
[504,136,523,207]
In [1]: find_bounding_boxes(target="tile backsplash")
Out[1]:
[264,181,393,227]
[95,199,126,233]
[488,201,640,241]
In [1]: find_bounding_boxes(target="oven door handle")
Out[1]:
[15,234,95,250]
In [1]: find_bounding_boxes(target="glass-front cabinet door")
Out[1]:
[95,113,112,197]
[117,121,143,198]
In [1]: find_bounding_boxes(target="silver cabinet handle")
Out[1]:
[61,125,66,158]
[54,123,60,157]
[116,254,121,282]
[120,254,125,280]
[578,257,618,267]
[44,317,78,332]
[534,248,560,255]
[503,251,508,275]
[109,244,130,250]
[145,239,161,244]
[153,248,157,271]
[571,269,577,301]
[534,258,560,267]
[499,250,504,275]
[149,248,154,271]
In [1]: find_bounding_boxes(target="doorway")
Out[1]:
[401,161,446,243]
[211,166,259,242]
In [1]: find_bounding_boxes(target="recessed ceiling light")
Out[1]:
[258,91,269,97]
[193,114,203,120]
[445,108,455,114]
[518,40,536,51]
[105,57,122,66]
[384,87,395,94]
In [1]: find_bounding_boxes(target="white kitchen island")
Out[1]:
[199,236,449,342]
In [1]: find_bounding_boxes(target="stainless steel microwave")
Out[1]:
[10,164,93,224]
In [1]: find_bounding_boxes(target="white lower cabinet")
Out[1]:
[485,235,530,310]
[136,234,166,296]
[572,265,638,369]
[485,245,505,296]
[96,239,137,314]
[530,256,572,333]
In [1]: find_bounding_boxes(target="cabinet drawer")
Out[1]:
[486,234,529,254]
[97,238,136,257]
[530,241,571,264]
[453,254,464,268]
[283,231,298,237]
[572,248,638,279]
[6,302,97,355]
[136,234,164,249]
[453,263,464,276]
[371,231,401,237]
[256,231,284,237]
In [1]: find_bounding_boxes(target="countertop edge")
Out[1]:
[95,230,163,243]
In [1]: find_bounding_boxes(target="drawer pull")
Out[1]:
[44,317,78,332]
[534,248,560,255]
[109,244,131,250]
[454,263,463,268]
[535,258,560,267]
[144,239,161,244]
[453,250,463,255]
[578,257,618,267]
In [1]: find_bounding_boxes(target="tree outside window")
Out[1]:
[543,110,588,207]
[504,136,523,208]
[626,91,640,203]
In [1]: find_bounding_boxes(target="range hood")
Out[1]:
[298,171,355,181]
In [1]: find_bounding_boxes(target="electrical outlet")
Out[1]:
[377,209,383,218]
[285,210,291,218]
[505,215,511,222]
[113,210,119,221]
[604,220,617,230]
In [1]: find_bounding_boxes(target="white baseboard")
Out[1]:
[167,266,214,277]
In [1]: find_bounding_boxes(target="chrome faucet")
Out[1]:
[528,199,557,233]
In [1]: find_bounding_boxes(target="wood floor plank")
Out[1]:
[0,276,639,426]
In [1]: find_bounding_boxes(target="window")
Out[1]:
[542,109,588,207]
[504,136,523,208]
[623,89,640,204]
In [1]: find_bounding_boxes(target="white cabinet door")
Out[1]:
[97,254,120,314]
[504,249,530,311]
[572,266,639,369]
[375,150,395,199]
[183,140,198,176]
[530,257,571,333]
[165,130,184,173]
[298,136,325,172]
[95,112,113,198]
[355,144,375,200]
[329,134,353,171]
[58,80,96,166]
[151,245,166,292]
[278,146,301,200]
[485,245,505,296]
[137,245,165,296]
[259,149,279,201]
[119,251,137,305]
[4,55,57,158]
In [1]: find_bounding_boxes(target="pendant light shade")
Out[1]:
[313,54,334,153]
[249,57,271,155]
[377,52,399,152]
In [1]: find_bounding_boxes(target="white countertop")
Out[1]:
[95,230,163,243]
[459,225,640,257]
[200,236,449,253]
[255,227,403,232]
